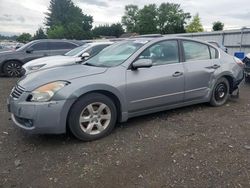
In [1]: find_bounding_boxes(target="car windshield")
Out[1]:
[65,43,90,56]
[84,40,148,67]
[16,42,33,51]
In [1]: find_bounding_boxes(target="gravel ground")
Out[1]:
[1,78,250,188]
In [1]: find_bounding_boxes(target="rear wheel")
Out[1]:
[68,93,117,141]
[3,61,22,77]
[210,77,230,107]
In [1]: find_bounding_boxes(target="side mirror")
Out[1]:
[132,59,152,70]
[81,52,90,60]
[26,48,34,53]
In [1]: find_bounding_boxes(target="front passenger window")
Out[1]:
[139,40,179,65]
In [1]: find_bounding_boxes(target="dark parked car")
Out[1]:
[0,39,85,77]
[243,53,250,81]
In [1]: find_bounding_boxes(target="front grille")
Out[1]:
[10,85,25,99]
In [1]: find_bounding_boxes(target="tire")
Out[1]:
[3,61,22,77]
[68,93,117,141]
[210,77,230,107]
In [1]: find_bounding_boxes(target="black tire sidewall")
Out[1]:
[3,61,22,77]
[68,93,117,141]
[210,77,230,107]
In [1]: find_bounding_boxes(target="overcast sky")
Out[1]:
[0,0,249,36]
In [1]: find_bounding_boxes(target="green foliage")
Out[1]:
[33,28,47,40]
[186,14,204,33]
[45,0,93,39]
[212,21,224,31]
[16,33,32,43]
[137,4,158,34]
[47,25,65,39]
[122,3,190,34]
[93,23,124,38]
[158,3,191,34]
[121,5,139,33]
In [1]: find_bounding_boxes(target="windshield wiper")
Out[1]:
[83,62,96,66]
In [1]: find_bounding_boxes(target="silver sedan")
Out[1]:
[8,37,244,141]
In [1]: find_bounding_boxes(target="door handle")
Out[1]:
[172,71,183,77]
[206,64,221,69]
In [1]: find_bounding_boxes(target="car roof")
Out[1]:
[31,39,85,46]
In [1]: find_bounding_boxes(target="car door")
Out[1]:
[181,40,218,101]
[126,40,185,112]
[22,41,49,63]
[48,42,78,56]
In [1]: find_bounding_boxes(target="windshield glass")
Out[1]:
[84,40,148,67]
[65,43,90,56]
[16,42,32,51]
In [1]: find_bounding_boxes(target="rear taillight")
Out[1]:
[234,57,245,68]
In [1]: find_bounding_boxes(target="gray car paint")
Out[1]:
[8,37,244,134]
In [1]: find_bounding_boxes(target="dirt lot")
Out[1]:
[1,78,250,188]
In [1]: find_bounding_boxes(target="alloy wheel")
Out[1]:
[79,102,111,135]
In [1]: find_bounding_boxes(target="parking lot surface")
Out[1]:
[1,78,250,187]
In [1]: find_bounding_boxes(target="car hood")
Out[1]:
[23,55,81,70]
[0,50,20,57]
[18,64,107,91]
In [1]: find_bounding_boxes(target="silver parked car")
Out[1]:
[8,37,244,141]
[22,41,113,75]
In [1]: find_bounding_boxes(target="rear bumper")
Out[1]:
[232,70,244,91]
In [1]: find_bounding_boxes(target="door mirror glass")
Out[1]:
[26,48,34,53]
[132,59,152,70]
[81,52,90,60]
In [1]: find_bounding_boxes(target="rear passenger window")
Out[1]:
[31,42,48,51]
[139,40,179,65]
[210,47,217,59]
[49,42,77,50]
[183,41,210,62]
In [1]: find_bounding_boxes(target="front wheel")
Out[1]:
[68,93,117,141]
[3,61,22,77]
[210,77,230,107]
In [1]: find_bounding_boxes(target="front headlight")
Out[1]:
[30,81,69,102]
[28,64,46,71]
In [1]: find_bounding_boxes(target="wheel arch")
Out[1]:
[1,59,24,73]
[65,87,127,133]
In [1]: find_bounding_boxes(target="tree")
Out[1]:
[47,25,65,39]
[186,14,204,33]
[121,5,139,33]
[93,23,124,38]
[16,33,32,43]
[45,0,93,39]
[157,3,191,34]
[213,21,224,31]
[121,3,191,35]
[33,27,47,39]
[137,4,158,34]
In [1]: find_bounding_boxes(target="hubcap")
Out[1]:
[215,83,227,102]
[6,63,21,77]
[79,102,111,135]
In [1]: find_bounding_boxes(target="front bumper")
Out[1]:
[8,94,75,134]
